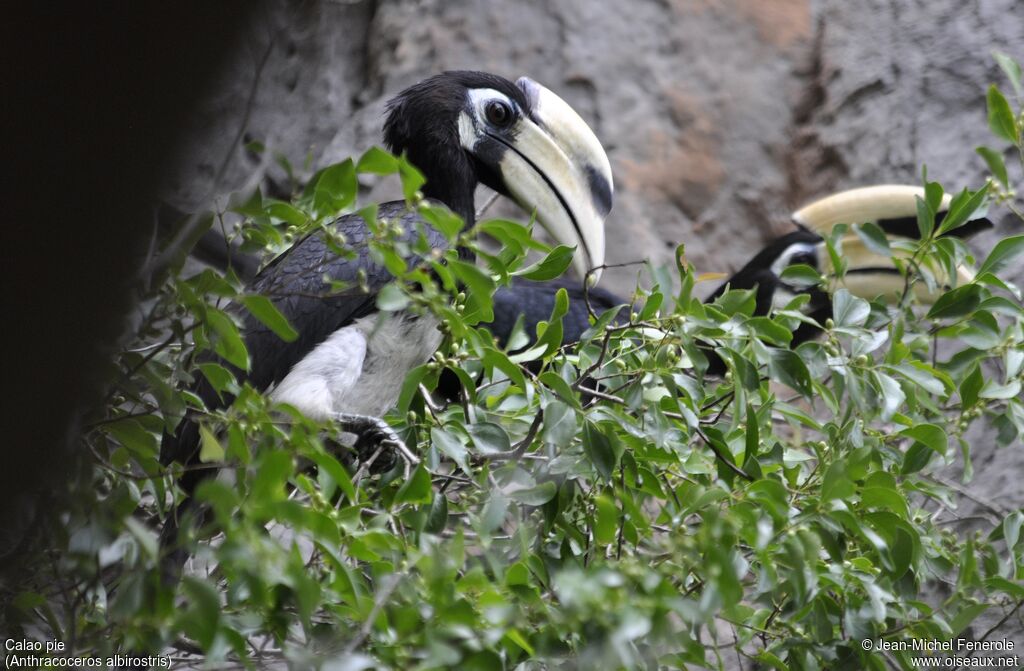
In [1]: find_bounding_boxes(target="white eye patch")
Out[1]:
[458,88,517,150]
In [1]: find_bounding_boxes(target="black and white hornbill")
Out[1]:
[159,71,613,574]
[702,184,992,373]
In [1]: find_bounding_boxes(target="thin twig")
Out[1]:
[972,599,1023,652]
[475,190,501,219]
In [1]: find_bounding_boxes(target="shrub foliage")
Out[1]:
[5,58,1024,670]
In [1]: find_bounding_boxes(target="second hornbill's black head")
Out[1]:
[383,71,613,283]
[707,229,832,349]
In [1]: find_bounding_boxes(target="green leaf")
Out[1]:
[594,494,618,545]
[482,348,527,392]
[960,363,983,408]
[241,295,299,342]
[936,184,990,236]
[123,516,159,560]
[542,401,577,446]
[1003,510,1023,549]
[357,146,400,174]
[723,348,760,392]
[747,317,793,346]
[308,450,357,504]
[181,577,222,649]
[449,259,495,323]
[583,421,618,481]
[950,602,991,637]
[986,85,1019,144]
[861,485,909,521]
[747,479,789,524]
[424,493,448,534]
[976,146,1010,187]
[253,450,293,502]
[398,156,426,202]
[198,425,224,463]
[768,349,813,398]
[105,418,158,457]
[198,362,236,395]
[467,422,511,455]
[205,308,249,371]
[477,218,549,252]
[821,460,855,502]
[479,492,509,533]
[376,283,410,312]
[832,289,870,328]
[874,371,906,422]
[313,158,357,216]
[509,481,558,506]
[926,284,982,320]
[855,221,892,257]
[779,263,823,285]
[503,629,535,656]
[431,427,470,474]
[979,378,1022,400]
[916,193,935,240]
[535,288,570,356]
[900,423,947,456]
[514,245,576,281]
[890,361,952,397]
[994,50,1023,98]
[264,200,308,227]
[901,442,934,474]
[394,464,432,505]
[638,290,663,321]
[418,201,464,241]
[743,403,760,468]
[538,371,580,409]
[977,234,1024,277]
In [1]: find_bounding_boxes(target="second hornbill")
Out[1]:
[443,184,992,385]
[160,71,613,575]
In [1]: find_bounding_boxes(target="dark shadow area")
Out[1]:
[1,3,258,575]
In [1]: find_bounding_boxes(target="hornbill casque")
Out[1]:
[426,184,992,387]
[159,71,613,577]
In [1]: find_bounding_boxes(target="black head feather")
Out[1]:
[707,229,824,301]
[383,71,530,223]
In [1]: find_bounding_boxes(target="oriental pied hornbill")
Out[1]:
[160,71,613,577]
[431,185,991,387]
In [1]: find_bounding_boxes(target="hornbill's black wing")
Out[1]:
[160,200,450,469]
[489,277,627,348]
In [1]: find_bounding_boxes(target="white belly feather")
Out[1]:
[270,311,442,420]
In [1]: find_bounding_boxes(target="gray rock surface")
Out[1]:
[166,0,1024,662]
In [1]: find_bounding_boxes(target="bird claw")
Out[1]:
[330,413,419,477]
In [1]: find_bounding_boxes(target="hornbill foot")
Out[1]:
[329,413,419,476]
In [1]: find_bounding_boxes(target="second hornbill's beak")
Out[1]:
[791,184,987,304]
[465,77,613,285]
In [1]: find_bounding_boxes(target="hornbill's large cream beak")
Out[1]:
[792,184,951,234]
[463,78,612,285]
[792,184,982,304]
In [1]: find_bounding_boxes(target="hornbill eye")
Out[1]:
[790,252,816,267]
[484,100,513,127]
